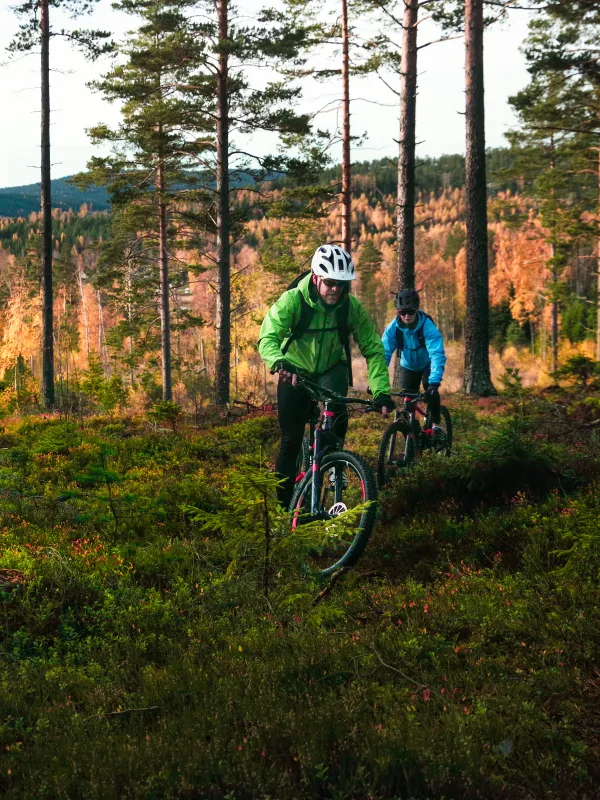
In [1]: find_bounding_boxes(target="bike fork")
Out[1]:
[311,426,321,515]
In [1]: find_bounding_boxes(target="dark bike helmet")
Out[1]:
[394,288,420,311]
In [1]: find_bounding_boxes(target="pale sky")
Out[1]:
[0,1,532,190]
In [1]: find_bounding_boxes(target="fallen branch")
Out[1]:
[372,645,426,689]
[85,706,160,723]
[313,568,347,606]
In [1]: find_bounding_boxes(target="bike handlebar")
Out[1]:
[367,386,424,402]
[294,375,376,407]
[391,391,427,401]
[270,369,383,409]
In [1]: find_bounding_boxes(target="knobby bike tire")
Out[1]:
[377,417,417,487]
[423,404,453,456]
[297,436,311,474]
[440,406,453,454]
[289,450,378,578]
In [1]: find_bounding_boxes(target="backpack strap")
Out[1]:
[395,325,404,355]
[396,314,433,355]
[419,314,433,350]
[281,293,313,356]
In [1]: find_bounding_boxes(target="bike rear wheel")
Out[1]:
[377,416,417,487]
[289,450,377,577]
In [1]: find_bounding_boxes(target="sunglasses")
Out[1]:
[321,279,345,289]
[398,308,417,316]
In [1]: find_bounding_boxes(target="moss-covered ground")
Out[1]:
[1,388,600,798]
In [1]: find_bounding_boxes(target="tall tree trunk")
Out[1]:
[548,138,559,374]
[125,266,135,385]
[40,0,54,407]
[96,289,107,374]
[340,0,352,254]
[215,0,231,406]
[397,0,418,289]
[551,258,559,374]
[157,157,172,401]
[77,255,91,359]
[596,132,600,361]
[463,0,495,395]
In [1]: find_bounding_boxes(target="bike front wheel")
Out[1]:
[289,450,378,577]
[423,405,453,456]
[296,435,311,475]
[377,417,418,487]
[438,406,453,455]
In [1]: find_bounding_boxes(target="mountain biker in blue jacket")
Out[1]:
[381,288,447,448]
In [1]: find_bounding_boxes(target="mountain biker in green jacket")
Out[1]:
[258,244,394,508]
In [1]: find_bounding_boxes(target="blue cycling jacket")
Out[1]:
[381,311,447,385]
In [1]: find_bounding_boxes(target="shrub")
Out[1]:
[554,355,600,388]
[146,401,182,431]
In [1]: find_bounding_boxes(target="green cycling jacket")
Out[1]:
[258,273,391,398]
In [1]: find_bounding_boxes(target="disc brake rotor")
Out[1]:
[328,501,348,516]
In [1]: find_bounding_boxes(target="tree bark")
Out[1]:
[96,289,107,374]
[463,0,495,395]
[125,266,135,385]
[397,0,418,289]
[596,132,600,362]
[157,156,172,401]
[340,0,352,254]
[40,0,54,407]
[551,257,559,374]
[548,138,558,374]
[215,0,231,406]
[77,255,91,359]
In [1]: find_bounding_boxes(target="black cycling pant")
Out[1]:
[276,362,349,509]
[401,366,441,425]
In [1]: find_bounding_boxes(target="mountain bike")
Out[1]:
[377,391,452,487]
[288,376,379,578]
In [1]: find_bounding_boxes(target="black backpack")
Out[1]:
[395,314,434,355]
[280,270,353,386]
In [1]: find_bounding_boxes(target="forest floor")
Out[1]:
[1,383,600,799]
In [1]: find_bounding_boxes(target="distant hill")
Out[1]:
[0,150,521,219]
[320,147,521,196]
[0,177,110,217]
[0,169,272,218]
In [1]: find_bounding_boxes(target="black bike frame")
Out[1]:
[300,384,345,519]
[296,378,372,519]
[394,391,430,460]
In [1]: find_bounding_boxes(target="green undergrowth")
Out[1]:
[1,395,600,799]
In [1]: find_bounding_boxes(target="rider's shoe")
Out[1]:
[432,425,447,452]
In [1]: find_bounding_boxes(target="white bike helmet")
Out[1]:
[311,244,356,281]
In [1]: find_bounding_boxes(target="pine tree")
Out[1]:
[396,0,419,291]
[463,0,495,395]
[76,0,214,400]
[8,0,112,408]
[514,2,600,359]
[196,0,328,405]
[432,0,510,394]
[506,99,593,372]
